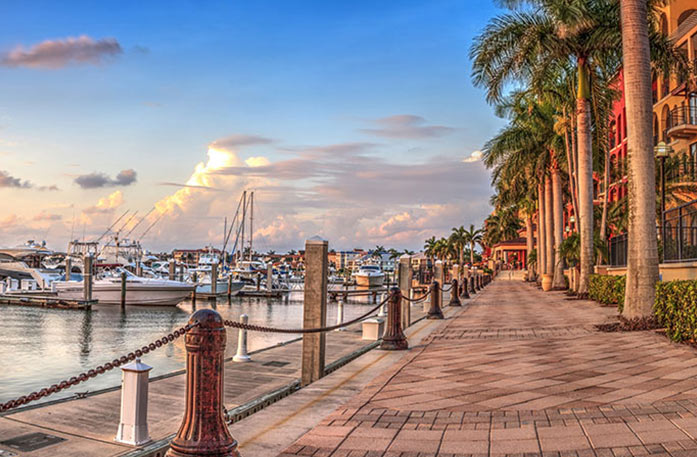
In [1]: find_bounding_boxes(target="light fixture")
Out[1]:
[654,141,673,158]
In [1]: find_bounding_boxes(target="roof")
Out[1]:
[491,237,527,248]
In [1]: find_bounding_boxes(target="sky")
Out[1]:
[0,0,506,253]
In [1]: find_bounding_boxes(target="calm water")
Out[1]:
[0,292,379,404]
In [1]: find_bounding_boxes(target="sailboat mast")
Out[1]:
[249,191,254,261]
[223,216,227,266]
[240,190,247,264]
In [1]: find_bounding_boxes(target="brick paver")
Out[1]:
[278,279,697,456]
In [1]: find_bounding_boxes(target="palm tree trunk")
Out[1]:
[544,174,555,280]
[571,113,580,230]
[525,214,534,281]
[599,144,610,246]
[576,57,594,296]
[470,242,475,265]
[552,167,565,288]
[621,0,659,319]
[538,182,546,280]
[563,109,580,229]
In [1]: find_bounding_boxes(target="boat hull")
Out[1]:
[195,280,244,296]
[55,282,195,306]
[354,274,385,287]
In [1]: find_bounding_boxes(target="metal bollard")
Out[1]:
[233,314,251,362]
[115,358,152,446]
[335,298,345,331]
[470,275,477,294]
[448,279,461,307]
[476,274,482,290]
[380,288,408,350]
[428,281,444,319]
[166,309,240,457]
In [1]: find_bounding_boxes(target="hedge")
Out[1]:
[588,274,626,311]
[654,281,697,342]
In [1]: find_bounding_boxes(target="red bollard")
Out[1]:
[448,279,461,307]
[166,309,240,457]
[380,287,408,350]
[427,281,444,319]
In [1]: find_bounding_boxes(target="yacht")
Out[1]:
[194,273,245,296]
[54,268,195,306]
[352,264,385,287]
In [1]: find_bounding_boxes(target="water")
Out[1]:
[0,292,379,404]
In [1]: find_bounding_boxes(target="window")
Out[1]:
[662,104,670,140]
[692,33,697,61]
[660,13,668,35]
[609,121,617,149]
[653,113,659,146]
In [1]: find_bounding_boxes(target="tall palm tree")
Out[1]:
[424,236,437,263]
[463,224,485,265]
[450,226,467,267]
[620,0,658,318]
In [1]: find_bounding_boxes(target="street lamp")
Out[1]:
[654,141,673,245]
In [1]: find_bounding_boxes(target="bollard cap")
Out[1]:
[121,357,153,373]
[189,308,224,329]
[306,235,328,245]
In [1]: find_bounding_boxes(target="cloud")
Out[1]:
[210,134,273,149]
[157,182,223,191]
[0,170,31,188]
[33,212,62,222]
[83,190,124,214]
[74,169,137,188]
[463,150,483,163]
[1,35,123,69]
[359,115,454,139]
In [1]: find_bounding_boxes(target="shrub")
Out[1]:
[588,274,626,311]
[654,281,697,342]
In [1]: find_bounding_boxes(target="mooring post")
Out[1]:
[335,298,345,331]
[448,278,461,306]
[398,254,412,329]
[121,271,127,309]
[428,281,444,319]
[65,257,72,281]
[169,262,176,280]
[256,272,261,292]
[380,288,407,350]
[434,260,444,290]
[266,263,273,292]
[470,272,477,294]
[227,275,232,298]
[301,236,328,386]
[166,309,240,457]
[136,262,143,277]
[115,358,152,446]
[475,271,481,291]
[211,262,218,295]
[83,254,93,302]
[461,268,470,299]
[233,314,251,362]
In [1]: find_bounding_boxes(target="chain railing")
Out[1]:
[0,322,197,414]
[223,292,391,334]
[400,288,431,303]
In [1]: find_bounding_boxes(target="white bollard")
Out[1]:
[233,314,251,362]
[115,358,152,446]
[335,298,345,331]
[378,294,387,317]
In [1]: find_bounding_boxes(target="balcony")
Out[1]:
[666,105,697,140]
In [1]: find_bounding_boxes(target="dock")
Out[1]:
[0,305,428,457]
[0,291,94,309]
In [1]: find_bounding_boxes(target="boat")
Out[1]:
[54,268,195,306]
[195,275,245,296]
[352,264,385,287]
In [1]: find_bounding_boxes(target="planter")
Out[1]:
[541,274,553,291]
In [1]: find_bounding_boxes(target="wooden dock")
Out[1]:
[0,292,94,309]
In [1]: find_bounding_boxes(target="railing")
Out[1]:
[664,200,697,262]
[608,233,627,267]
[667,105,697,132]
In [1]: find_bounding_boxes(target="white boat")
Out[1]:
[352,265,385,287]
[195,276,244,296]
[55,269,195,306]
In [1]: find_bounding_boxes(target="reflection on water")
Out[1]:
[0,292,380,404]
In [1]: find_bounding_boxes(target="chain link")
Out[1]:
[224,292,393,334]
[0,323,197,414]
[400,288,432,303]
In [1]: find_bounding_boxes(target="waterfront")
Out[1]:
[0,294,378,404]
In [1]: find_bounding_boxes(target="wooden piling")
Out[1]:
[83,254,93,302]
[398,255,412,329]
[121,271,127,309]
[301,237,328,387]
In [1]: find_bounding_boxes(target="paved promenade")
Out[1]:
[280,279,697,456]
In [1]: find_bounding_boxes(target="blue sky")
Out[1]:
[0,0,505,252]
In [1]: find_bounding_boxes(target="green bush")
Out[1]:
[588,274,626,311]
[654,281,697,342]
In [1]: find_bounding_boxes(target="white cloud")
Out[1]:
[463,150,483,163]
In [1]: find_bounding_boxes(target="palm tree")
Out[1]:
[620,0,658,319]
[450,226,467,267]
[423,236,437,263]
[463,224,484,265]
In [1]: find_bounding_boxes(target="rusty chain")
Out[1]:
[400,287,432,303]
[440,283,453,293]
[0,322,197,414]
[224,292,393,334]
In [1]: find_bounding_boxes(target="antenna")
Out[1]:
[249,191,254,261]
[139,213,164,241]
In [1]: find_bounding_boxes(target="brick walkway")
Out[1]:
[278,279,697,457]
